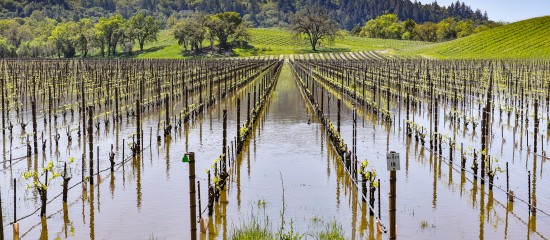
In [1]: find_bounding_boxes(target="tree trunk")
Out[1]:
[139,39,145,51]
[311,37,317,51]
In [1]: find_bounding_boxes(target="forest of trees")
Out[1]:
[358,14,502,42]
[0,12,161,58]
[0,11,252,58]
[0,0,499,57]
[0,0,488,30]
[172,12,250,53]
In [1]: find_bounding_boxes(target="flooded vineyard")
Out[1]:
[0,57,549,239]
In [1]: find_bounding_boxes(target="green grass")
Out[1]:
[403,16,550,59]
[136,28,429,59]
[238,28,429,57]
[137,16,550,59]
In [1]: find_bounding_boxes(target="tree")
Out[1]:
[173,15,207,52]
[289,5,339,51]
[402,18,417,33]
[0,37,16,57]
[95,14,125,56]
[49,21,79,58]
[413,22,437,42]
[205,12,244,51]
[128,13,161,51]
[231,22,251,47]
[455,19,474,38]
[4,20,32,51]
[76,18,94,57]
[360,14,400,38]
[436,17,457,41]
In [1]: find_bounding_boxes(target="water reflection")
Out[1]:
[2,62,550,239]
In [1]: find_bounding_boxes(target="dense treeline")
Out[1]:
[0,12,161,58]
[357,14,502,42]
[172,12,250,53]
[0,0,488,30]
[0,10,250,58]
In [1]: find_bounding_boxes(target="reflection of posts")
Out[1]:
[13,178,19,240]
[0,186,3,240]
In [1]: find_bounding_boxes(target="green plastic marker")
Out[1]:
[182,154,189,163]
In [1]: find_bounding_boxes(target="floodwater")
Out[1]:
[1,61,549,239]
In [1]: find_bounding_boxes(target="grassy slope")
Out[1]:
[138,16,550,59]
[404,16,550,59]
[137,28,428,59]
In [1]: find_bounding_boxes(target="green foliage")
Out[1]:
[360,14,498,42]
[231,220,274,240]
[408,16,550,59]
[0,0,488,31]
[95,14,126,56]
[207,12,245,50]
[172,14,207,52]
[360,14,401,39]
[22,160,60,191]
[128,13,161,51]
[0,37,15,57]
[49,21,80,58]
[289,5,339,51]
[316,221,346,240]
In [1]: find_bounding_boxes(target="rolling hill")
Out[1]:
[405,16,550,59]
[137,28,429,59]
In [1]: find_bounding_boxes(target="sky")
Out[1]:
[417,0,550,22]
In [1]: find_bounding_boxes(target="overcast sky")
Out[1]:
[417,0,550,22]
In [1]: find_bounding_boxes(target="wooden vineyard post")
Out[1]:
[378,179,381,220]
[534,98,539,153]
[236,98,240,148]
[187,152,197,240]
[1,73,4,135]
[88,106,94,185]
[115,84,119,121]
[328,95,331,120]
[480,71,494,185]
[247,92,251,122]
[337,99,341,133]
[62,162,70,203]
[207,171,213,216]
[361,166,366,202]
[353,108,357,178]
[321,88,324,113]
[223,110,227,172]
[81,74,86,138]
[387,151,400,240]
[13,178,18,240]
[136,100,141,153]
[528,171,531,215]
[165,96,171,137]
[32,98,38,154]
[253,86,257,110]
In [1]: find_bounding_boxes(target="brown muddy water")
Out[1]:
[1,62,549,239]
